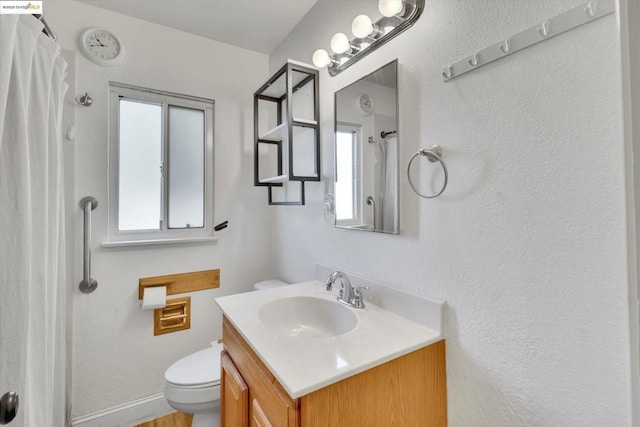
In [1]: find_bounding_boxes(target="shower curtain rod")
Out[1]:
[33,14,56,41]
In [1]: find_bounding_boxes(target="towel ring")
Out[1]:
[407,144,449,198]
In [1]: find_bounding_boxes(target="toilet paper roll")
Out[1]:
[142,286,167,310]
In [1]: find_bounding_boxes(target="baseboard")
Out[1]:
[71,393,174,427]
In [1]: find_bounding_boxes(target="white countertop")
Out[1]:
[215,280,444,398]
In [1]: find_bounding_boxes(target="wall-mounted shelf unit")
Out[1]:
[254,61,320,205]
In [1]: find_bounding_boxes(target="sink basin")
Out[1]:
[258,296,358,338]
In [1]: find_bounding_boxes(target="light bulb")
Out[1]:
[352,14,374,38]
[330,33,351,54]
[378,0,404,17]
[312,49,331,68]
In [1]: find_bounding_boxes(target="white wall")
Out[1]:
[270,0,633,425]
[46,1,272,419]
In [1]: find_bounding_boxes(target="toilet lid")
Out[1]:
[165,343,223,386]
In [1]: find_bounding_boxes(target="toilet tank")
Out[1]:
[253,280,289,291]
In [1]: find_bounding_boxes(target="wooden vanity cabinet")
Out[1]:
[222,317,300,427]
[221,351,249,427]
[221,316,447,427]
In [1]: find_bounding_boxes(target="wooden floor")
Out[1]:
[135,411,193,427]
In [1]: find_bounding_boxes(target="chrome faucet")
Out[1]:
[325,271,370,308]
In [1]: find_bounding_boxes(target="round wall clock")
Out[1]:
[80,27,125,66]
[355,93,374,116]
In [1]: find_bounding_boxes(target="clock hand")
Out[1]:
[95,37,105,47]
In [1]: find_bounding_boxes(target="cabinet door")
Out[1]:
[251,398,273,427]
[224,318,301,426]
[221,350,249,427]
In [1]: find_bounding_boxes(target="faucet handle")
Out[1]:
[353,286,370,309]
[325,273,335,291]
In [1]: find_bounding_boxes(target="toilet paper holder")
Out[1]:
[154,296,191,336]
[138,269,220,300]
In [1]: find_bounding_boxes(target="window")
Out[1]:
[106,82,214,246]
[335,124,361,224]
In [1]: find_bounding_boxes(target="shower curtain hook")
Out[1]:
[585,1,597,18]
[75,93,93,107]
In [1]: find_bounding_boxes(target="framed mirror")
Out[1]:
[334,60,398,233]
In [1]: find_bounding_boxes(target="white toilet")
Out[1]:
[163,279,289,426]
[164,342,223,427]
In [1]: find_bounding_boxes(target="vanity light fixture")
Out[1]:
[378,0,405,17]
[330,33,354,55]
[312,0,424,76]
[312,49,335,68]
[351,15,382,39]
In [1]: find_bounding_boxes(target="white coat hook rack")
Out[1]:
[538,21,550,38]
[500,38,511,54]
[468,53,479,67]
[441,0,614,82]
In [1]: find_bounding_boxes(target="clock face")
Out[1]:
[356,93,374,115]
[80,28,125,66]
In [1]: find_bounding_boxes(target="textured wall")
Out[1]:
[270,0,633,425]
[46,1,273,418]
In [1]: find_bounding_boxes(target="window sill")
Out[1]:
[101,236,219,248]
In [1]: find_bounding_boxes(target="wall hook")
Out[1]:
[75,92,93,107]
[441,1,614,82]
[468,53,479,67]
[500,38,511,54]
[442,66,453,79]
[538,21,550,37]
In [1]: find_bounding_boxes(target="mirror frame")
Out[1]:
[333,59,399,234]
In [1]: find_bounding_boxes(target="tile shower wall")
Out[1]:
[269,0,632,425]
[46,1,273,419]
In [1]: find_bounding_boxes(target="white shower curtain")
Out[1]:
[382,136,397,231]
[0,15,68,426]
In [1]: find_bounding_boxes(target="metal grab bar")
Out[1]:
[79,196,98,293]
[366,196,377,231]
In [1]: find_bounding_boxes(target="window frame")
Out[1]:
[105,82,215,247]
[335,122,362,226]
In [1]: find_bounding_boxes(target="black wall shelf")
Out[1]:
[254,61,320,205]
